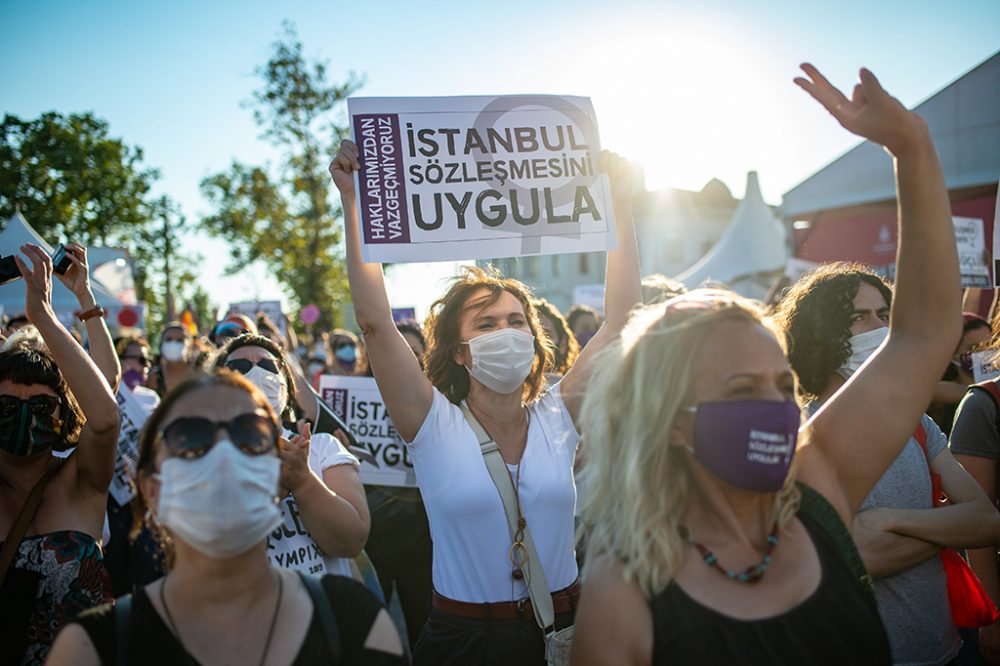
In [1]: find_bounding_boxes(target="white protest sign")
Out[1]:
[347,95,617,263]
[318,375,416,488]
[972,349,1000,384]
[784,257,821,281]
[572,284,605,315]
[227,300,286,334]
[110,385,149,506]
[953,216,990,288]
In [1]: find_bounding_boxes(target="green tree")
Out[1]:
[132,196,206,336]
[0,112,158,245]
[200,22,362,329]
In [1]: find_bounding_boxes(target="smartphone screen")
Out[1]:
[51,244,72,275]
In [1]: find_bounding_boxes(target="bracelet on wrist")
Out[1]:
[77,305,105,322]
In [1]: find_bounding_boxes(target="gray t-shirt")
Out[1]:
[860,414,960,666]
[950,387,1000,460]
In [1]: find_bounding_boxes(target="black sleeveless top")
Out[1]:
[72,574,406,665]
[650,486,891,665]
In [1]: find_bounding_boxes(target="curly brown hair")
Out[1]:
[533,298,580,375]
[425,266,552,404]
[772,262,893,399]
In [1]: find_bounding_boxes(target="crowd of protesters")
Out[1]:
[1,63,999,666]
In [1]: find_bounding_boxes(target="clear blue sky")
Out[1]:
[3,0,998,317]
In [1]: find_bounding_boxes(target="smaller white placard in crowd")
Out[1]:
[952,216,990,288]
[972,349,1000,384]
[109,385,149,506]
[227,300,286,334]
[572,284,605,314]
[318,374,417,488]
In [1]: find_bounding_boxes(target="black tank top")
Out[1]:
[650,488,891,665]
[72,574,406,665]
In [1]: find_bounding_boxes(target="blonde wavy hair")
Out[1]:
[578,290,802,598]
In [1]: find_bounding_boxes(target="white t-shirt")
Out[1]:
[266,431,359,577]
[407,384,580,602]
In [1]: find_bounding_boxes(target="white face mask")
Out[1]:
[462,328,536,395]
[245,365,287,417]
[156,440,281,559]
[838,327,889,378]
[161,340,187,363]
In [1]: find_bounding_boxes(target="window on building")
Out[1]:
[579,253,590,275]
[552,255,559,277]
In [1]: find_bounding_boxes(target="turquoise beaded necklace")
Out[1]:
[678,522,780,583]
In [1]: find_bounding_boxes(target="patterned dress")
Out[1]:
[0,530,112,665]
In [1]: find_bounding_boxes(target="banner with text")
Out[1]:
[227,300,286,335]
[953,216,990,288]
[347,95,617,263]
[318,375,416,487]
[109,385,149,506]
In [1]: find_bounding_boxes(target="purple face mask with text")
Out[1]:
[685,399,800,492]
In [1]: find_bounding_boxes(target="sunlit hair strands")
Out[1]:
[577,290,801,598]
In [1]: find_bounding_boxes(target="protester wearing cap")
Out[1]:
[330,137,640,664]
[47,372,404,665]
[0,244,120,665]
[213,334,369,579]
[571,64,971,664]
[323,328,363,377]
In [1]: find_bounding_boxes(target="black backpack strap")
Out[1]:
[114,593,133,666]
[796,483,876,601]
[298,572,341,662]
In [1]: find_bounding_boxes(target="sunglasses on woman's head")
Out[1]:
[224,358,279,375]
[0,394,60,417]
[160,414,279,459]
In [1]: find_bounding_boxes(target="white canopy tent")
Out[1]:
[674,172,788,298]
[0,212,123,318]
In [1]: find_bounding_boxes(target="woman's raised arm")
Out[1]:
[560,151,643,422]
[799,65,961,518]
[15,244,119,492]
[329,141,434,442]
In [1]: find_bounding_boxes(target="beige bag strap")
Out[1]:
[0,458,64,587]
[460,401,555,631]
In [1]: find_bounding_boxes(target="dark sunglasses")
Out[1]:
[160,414,279,459]
[224,358,280,375]
[123,354,151,367]
[0,394,60,418]
[333,340,356,351]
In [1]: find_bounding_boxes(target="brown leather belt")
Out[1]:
[432,581,580,620]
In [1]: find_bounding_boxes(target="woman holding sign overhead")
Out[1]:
[330,135,641,664]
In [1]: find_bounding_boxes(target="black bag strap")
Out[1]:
[298,572,341,662]
[795,482,876,601]
[114,593,133,666]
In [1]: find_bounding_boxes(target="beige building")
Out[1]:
[479,173,741,312]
